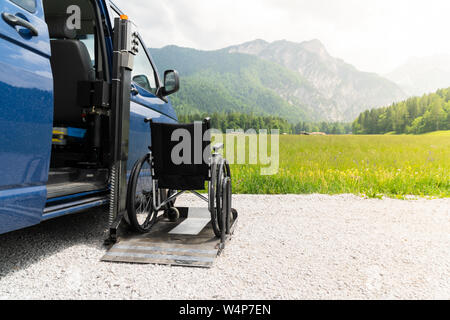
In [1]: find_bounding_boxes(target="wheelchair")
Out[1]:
[126,118,236,239]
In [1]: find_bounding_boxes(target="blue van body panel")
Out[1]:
[0,0,53,234]
[129,99,177,171]
[0,186,47,234]
[132,84,178,120]
[0,1,52,57]
[0,0,178,235]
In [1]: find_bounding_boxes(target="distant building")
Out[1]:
[309,132,327,136]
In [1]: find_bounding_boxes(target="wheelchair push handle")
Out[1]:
[213,143,224,153]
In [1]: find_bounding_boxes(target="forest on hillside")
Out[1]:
[179,112,352,135]
[353,88,450,134]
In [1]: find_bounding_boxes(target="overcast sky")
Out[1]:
[112,0,450,74]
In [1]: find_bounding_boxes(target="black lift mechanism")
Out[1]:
[105,17,137,245]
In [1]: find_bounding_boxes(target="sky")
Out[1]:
[112,0,450,74]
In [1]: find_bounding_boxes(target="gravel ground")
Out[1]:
[0,194,449,300]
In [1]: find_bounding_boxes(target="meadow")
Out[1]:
[227,134,450,198]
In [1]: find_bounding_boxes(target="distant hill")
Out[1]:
[151,40,406,122]
[386,55,450,96]
[353,87,450,135]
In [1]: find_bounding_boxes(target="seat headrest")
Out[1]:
[47,17,77,39]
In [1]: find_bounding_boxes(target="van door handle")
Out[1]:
[2,13,39,37]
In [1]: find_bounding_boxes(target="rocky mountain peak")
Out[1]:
[300,39,329,56]
[228,39,269,55]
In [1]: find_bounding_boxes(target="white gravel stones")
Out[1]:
[0,194,448,300]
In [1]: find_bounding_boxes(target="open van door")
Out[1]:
[0,0,53,234]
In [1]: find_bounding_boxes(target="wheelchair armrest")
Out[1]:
[213,143,224,153]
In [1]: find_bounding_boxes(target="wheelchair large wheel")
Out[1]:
[210,158,231,238]
[126,154,157,233]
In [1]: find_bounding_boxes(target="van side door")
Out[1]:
[0,0,53,234]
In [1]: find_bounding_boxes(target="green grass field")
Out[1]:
[227,135,450,198]
[423,130,450,136]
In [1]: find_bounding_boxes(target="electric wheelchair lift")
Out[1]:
[103,18,238,268]
[103,118,238,268]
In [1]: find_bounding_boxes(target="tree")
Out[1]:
[354,87,450,134]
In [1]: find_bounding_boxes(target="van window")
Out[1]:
[78,34,95,66]
[10,0,36,13]
[132,39,158,95]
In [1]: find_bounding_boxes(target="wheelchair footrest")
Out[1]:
[101,207,236,268]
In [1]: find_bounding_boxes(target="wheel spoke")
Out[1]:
[142,199,154,227]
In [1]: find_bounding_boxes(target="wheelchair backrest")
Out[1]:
[149,118,211,187]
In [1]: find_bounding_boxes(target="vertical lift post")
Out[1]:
[105,17,136,245]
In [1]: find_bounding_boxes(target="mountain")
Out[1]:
[386,55,450,96]
[228,39,406,121]
[151,45,322,122]
[151,40,406,122]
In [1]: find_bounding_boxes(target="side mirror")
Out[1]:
[161,70,180,97]
[133,75,151,93]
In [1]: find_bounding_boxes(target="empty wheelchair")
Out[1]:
[126,118,236,239]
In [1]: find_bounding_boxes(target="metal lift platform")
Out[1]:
[102,207,238,268]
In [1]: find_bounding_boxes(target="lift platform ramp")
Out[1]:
[102,208,238,268]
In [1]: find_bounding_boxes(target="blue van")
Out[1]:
[0,0,179,235]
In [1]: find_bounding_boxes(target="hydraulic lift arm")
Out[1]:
[105,17,137,245]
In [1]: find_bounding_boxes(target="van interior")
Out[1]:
[42,0,111,201]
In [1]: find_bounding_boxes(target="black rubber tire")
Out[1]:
[224,177,232,234]
[123,155,140,226]
[166,207,180,222]
[126,154,157,233]
[209,161,221,237]
[211,159,231,238]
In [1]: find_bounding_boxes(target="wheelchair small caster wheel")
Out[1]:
[166,207,180,222]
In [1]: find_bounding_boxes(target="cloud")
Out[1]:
[112,0,450,74]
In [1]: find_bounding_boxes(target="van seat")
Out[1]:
[47,17,95,127]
